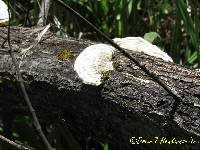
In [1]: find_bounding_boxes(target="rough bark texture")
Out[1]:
[0,27,200,150]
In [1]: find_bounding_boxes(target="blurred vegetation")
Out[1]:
[1,0,200,149]
[6,0,200,67]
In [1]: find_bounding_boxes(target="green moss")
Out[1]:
[101,70,112,82]
[0,20,9,26]
[56,48,78,60]
[112,59,121,69]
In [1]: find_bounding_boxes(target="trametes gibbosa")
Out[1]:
[74,37,173,86]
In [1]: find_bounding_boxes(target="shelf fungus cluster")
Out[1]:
[74,37,173,86]
[0,0,9,24]
[74,44,115,86]
[113,37,173,62]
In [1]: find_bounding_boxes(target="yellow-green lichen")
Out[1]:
[56,48,78,61]
[101,70,112,82]
[0,20,9,26]
[112,59,121,69]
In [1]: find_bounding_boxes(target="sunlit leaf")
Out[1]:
[103,143,109,150]
[144,32,161,43]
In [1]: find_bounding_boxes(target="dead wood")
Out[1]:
[0,27,200,150]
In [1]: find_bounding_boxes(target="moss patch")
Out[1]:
[56,48,78,61]
[101,70,112,82]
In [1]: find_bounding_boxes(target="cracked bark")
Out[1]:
[0,27,200,150]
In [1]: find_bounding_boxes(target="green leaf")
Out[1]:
[144,32,161,43]
[170,7,181,63]
[103,143,109,150]
[176,0,200,66]
[187,51,197,64]
[100,0,109,15]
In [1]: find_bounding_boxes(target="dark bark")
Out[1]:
[0,27,200,150]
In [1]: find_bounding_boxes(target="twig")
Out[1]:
[54,0,182,119]
[0,134,31,150]
[6,1,53,150]
[19,24,51,67]
[20,24,51,54]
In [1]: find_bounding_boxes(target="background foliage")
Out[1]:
[1,0,200,149]
[7,0,200,67]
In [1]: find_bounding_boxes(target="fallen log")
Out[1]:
[0,27,200,150]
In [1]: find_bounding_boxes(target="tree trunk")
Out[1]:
[0,27,200,150]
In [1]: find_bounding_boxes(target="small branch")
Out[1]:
[7,1,53,150]
[20,24,51,54]
[0,134,31,150]
[19,24,51,67]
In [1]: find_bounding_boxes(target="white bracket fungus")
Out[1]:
[113,37,173,62]
[0,0,9,23]
[74,37,173,86]
[74,44,115,86]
